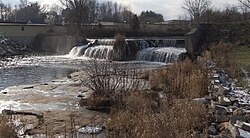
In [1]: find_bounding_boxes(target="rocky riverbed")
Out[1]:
[0,70,107,137]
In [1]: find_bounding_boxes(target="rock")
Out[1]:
[238,128,250,138]
[218,122,229,131]
[211,115,230,123]
[193,98,210,104]
[214,105,229,115]
[78,124,104,134]
[2,91,7,94]
[208,126,217,135]
[77,95,85,98]
[233,108,245,116]
[217,87,228,96]
[228,120,240,138]
[23,86,34,89]
[218,96,231,106]
[229,97,238,103]
[236,121,250,131]
[219,131,232,138]
[230,115,247,126]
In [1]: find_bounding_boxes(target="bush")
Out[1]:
[113,34,129,61]
[81,60,146,108]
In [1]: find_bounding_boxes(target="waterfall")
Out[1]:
[67,38,186,61]
[84,45,114,60]
[136,47,187,63]
[68,45,88,57]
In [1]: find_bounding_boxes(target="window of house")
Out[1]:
[21,26,24,31]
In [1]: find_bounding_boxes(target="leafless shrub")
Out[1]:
[81,59,147,108]
[113,34,129,61]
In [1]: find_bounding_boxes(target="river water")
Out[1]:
[0,55,167,111]
[0,56,83,90]
[0,55,167,91]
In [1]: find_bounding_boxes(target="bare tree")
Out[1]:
[60,0,89,35]
[238,0,250,21]
[238,0,250,9]
[15,2,45,22]
[239,3,249,21]
[182,0,211,23]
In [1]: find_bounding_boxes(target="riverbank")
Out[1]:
[0,37,33,57]
[0,70,107,137]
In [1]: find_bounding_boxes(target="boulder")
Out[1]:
[218,96,232,106]
[238,128,250,138]
[214,105,230,115]
[228,120,240,138]
[236,121,250,132]
[218,122,229,131]
[208,125,217,135]
[211,115,230,123]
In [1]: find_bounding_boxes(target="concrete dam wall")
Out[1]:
[33,34,77,54]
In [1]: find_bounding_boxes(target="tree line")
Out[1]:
[183,0,250,23]
[0,0,249,27]
[0,0,165,25]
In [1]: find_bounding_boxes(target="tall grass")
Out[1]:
[209,42,240,78]
[150,58,209,99]
[107,59,209,137]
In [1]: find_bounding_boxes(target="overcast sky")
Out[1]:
[2,0,240,20]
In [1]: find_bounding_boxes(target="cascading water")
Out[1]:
[136,47,187,63]
[84,45,114,60]
[68,45,88,57]
[67,38,185,62]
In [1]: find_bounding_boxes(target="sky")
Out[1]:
[2,0,240,20]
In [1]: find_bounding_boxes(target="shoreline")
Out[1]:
[0,70,107,137]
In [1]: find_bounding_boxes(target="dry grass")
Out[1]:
[0,115,17,138]
[150,58,209,99]
[209,42,240,78]
[234,45,250,72]
[107,92,207,138]
[106,59,209,137]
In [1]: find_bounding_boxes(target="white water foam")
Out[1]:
[68,45,88,57]
[84,45,114,60]
[136,47,186,63]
